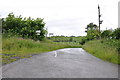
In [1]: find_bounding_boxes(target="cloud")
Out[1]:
[46,18,90,36]
[0,0,119,36]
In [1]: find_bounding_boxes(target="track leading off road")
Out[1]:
[2,48,118,78]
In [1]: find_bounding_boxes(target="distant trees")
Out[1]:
[81,22,120,45]
[50,36,72,42]
[2,12,47,41]
[85,22,120,40]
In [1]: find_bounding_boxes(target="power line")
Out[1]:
[102,15,117,27]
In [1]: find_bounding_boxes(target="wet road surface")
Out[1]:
[2,48,118,78]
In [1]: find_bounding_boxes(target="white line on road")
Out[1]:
[54,51,57,57]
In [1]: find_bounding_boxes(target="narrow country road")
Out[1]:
[2,48,118,78]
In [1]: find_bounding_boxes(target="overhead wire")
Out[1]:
[97,0,118,29]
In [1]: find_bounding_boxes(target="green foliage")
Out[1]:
[82,23,100,45]
[79,39,85,45]
[83,23,119,64]
[49,36,70,42]
[49,36,85,43]
[86,23,98,30]
[101,28,120,40]
[112,28,120,39]
[2,12,47,41]
[79,37,88,45]
[2,37,81,65]
[104,39,120,54]
[85,23,99,40]
[69,37,73,42]
[83,39,119,64]
[101,30,112,38]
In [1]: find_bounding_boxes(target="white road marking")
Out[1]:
[54,51,57,57]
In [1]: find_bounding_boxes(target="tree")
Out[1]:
[69,37,73,42]
[2,12,47,41]
[85,23,99,40]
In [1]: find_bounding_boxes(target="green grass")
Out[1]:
[0,34,2,65]
[3,36,119,65]
[83,39,119,64]
[50,36,85,42]
[2,37,81,65]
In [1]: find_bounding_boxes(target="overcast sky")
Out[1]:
[0,0,119,36]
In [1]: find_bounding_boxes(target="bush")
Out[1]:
[2,12,47,41]
[117,41,120,54]
[112,28,120,39]
[79,37,88,45]
[69,37,73,42]
[101,30,112,38]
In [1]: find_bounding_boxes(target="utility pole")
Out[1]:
[98,5,103,35]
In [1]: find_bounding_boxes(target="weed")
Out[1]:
[83,39,119,64]
[2,37,81,65]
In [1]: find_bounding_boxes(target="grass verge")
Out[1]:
[2,37,81,65]
[83,39,119,64]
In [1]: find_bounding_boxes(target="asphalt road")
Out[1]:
[2,48,118,78]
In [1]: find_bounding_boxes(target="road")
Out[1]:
[2,48,118,78]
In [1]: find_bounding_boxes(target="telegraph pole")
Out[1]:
[98,5,100,33]
[98,5,103,37]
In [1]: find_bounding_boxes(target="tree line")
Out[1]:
[79,23,120,45]
[2,13,47,41]
[1,13,119,42]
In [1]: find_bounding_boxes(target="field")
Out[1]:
[83,39,120,64]
[2,37,81,65]
[49,36,85,43]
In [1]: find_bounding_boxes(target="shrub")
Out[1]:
[117,41,120,54]
[101,30,112,38]
[112,28,120,39]
[2,12,47,41]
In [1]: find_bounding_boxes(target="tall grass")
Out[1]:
[0,34,2,66]
[0,34,2,53]
[2,37,81,65]
[83,39,119,64]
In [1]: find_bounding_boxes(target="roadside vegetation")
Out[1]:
[0,34,2,65]
[1,13,120,65]
[83,39,120,64]
[82,23,120,64]
[0,28,1,51]
[0,35,1,53]
[1,13,81,65]
[2,37,81,65]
